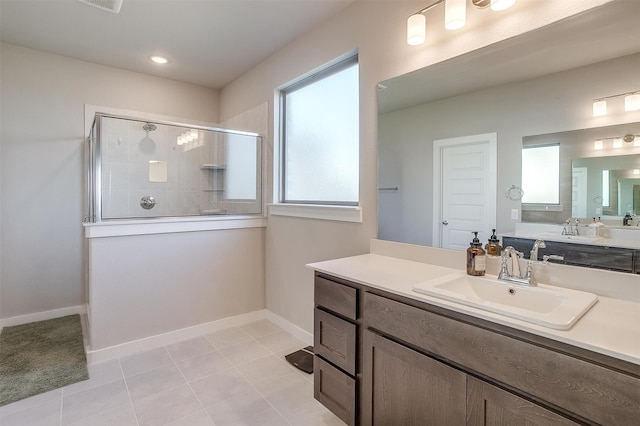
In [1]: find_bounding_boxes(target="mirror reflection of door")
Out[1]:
[433,133,497,250]
[572,167,587,218]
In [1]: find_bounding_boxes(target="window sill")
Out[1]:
[268,203,362,223]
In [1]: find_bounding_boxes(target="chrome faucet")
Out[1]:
[499,240,548,287]
[530,239,546,261]
[498,246,532,286]
[562,218,580,236]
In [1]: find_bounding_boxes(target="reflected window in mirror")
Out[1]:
[603,170,610,208]
[522,144,560,205]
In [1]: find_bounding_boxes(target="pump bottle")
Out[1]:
[485,229,502,256]
[467,231,486,276]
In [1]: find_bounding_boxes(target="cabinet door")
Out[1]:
[362,330,466,426]
[314,356,356,426]
[466,377,580,426]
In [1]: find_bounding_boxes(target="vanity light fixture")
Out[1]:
[407,0,516,45]
[625,92,640,111]
[592,100,607,117]
[613,138,624,149]
[592,90,640,116]
[490,0,516,11]
[407,13,427,45]
[593,134,639,150]
[445,0,466,30]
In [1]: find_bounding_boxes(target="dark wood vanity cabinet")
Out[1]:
[314,275,359,425]
[502,236,638,273]
[466,377,580,426]
[313,272,640,426]
[362,329,466,425]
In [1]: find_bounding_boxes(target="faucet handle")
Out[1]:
[542,254,565,263]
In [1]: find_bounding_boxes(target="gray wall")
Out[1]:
[0,42,220,320]
[218,0,613,333]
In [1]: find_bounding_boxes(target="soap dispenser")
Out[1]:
[485,229,502,256]
[467,231,486,276]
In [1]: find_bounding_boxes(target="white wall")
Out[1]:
[0,42,220,320]
[219,0,615,333]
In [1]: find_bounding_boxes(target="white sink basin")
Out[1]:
[412,272,597,330]
[536,233,603,243]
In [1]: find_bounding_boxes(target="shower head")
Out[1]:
[143,123,157,132]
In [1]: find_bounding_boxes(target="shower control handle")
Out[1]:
[140,196,157,210]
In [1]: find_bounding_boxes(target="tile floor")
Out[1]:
[0,320,344,426]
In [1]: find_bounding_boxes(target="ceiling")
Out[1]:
[0,0,356,89]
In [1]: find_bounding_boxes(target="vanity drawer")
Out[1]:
[314,355,356,426]
[314,308,357,375]
[315,275,358,320]
[363,291,640,426]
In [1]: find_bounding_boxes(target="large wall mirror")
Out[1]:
[377,1,640,249]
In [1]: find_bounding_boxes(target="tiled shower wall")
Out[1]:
[98,116,261,219]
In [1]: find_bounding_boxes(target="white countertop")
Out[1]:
[308,253,640,365]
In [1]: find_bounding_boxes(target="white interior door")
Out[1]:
[433,133,497,250]
[572,167,587,218]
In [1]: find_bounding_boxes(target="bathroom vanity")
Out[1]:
[502,223,640,274]
[502,236,639,273]
[309,241,640,426]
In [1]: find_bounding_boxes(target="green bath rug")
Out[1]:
[0,314,89,406]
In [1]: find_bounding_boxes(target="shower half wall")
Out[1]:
[87,114,262,221]
[83,112,267,360]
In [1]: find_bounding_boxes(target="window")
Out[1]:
[522,144,560,205]
[602,170,610,207]
[280,56,359,205]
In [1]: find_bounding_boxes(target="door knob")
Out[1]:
[442,220,449,225]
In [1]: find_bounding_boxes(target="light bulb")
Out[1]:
[592,100,607,117]
[445,0,466,30]
[190,129,198,139]
[491,0,516,11]
[613,138,623,149]
[624,93,640,111]
[634,169,640,175]
[150,56,169,64]
[407,14,426,45]
[594,140,603,150]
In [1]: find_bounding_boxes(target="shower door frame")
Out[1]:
[87,112,262,223]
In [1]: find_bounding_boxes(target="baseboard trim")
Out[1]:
[0,305,86,330]
[3,306,314,364]
[265,311,313,346]
[86,309,270,364]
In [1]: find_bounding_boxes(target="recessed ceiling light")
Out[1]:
[150,56,169,64]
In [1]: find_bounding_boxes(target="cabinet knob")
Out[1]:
[442,220,449,225]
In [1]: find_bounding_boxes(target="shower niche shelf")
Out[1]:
[201,163,225,193]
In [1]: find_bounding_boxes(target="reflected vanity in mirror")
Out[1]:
[377,1,640,258]
[522,123,640,224]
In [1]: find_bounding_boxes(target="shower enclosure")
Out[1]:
[86,114,262,221]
